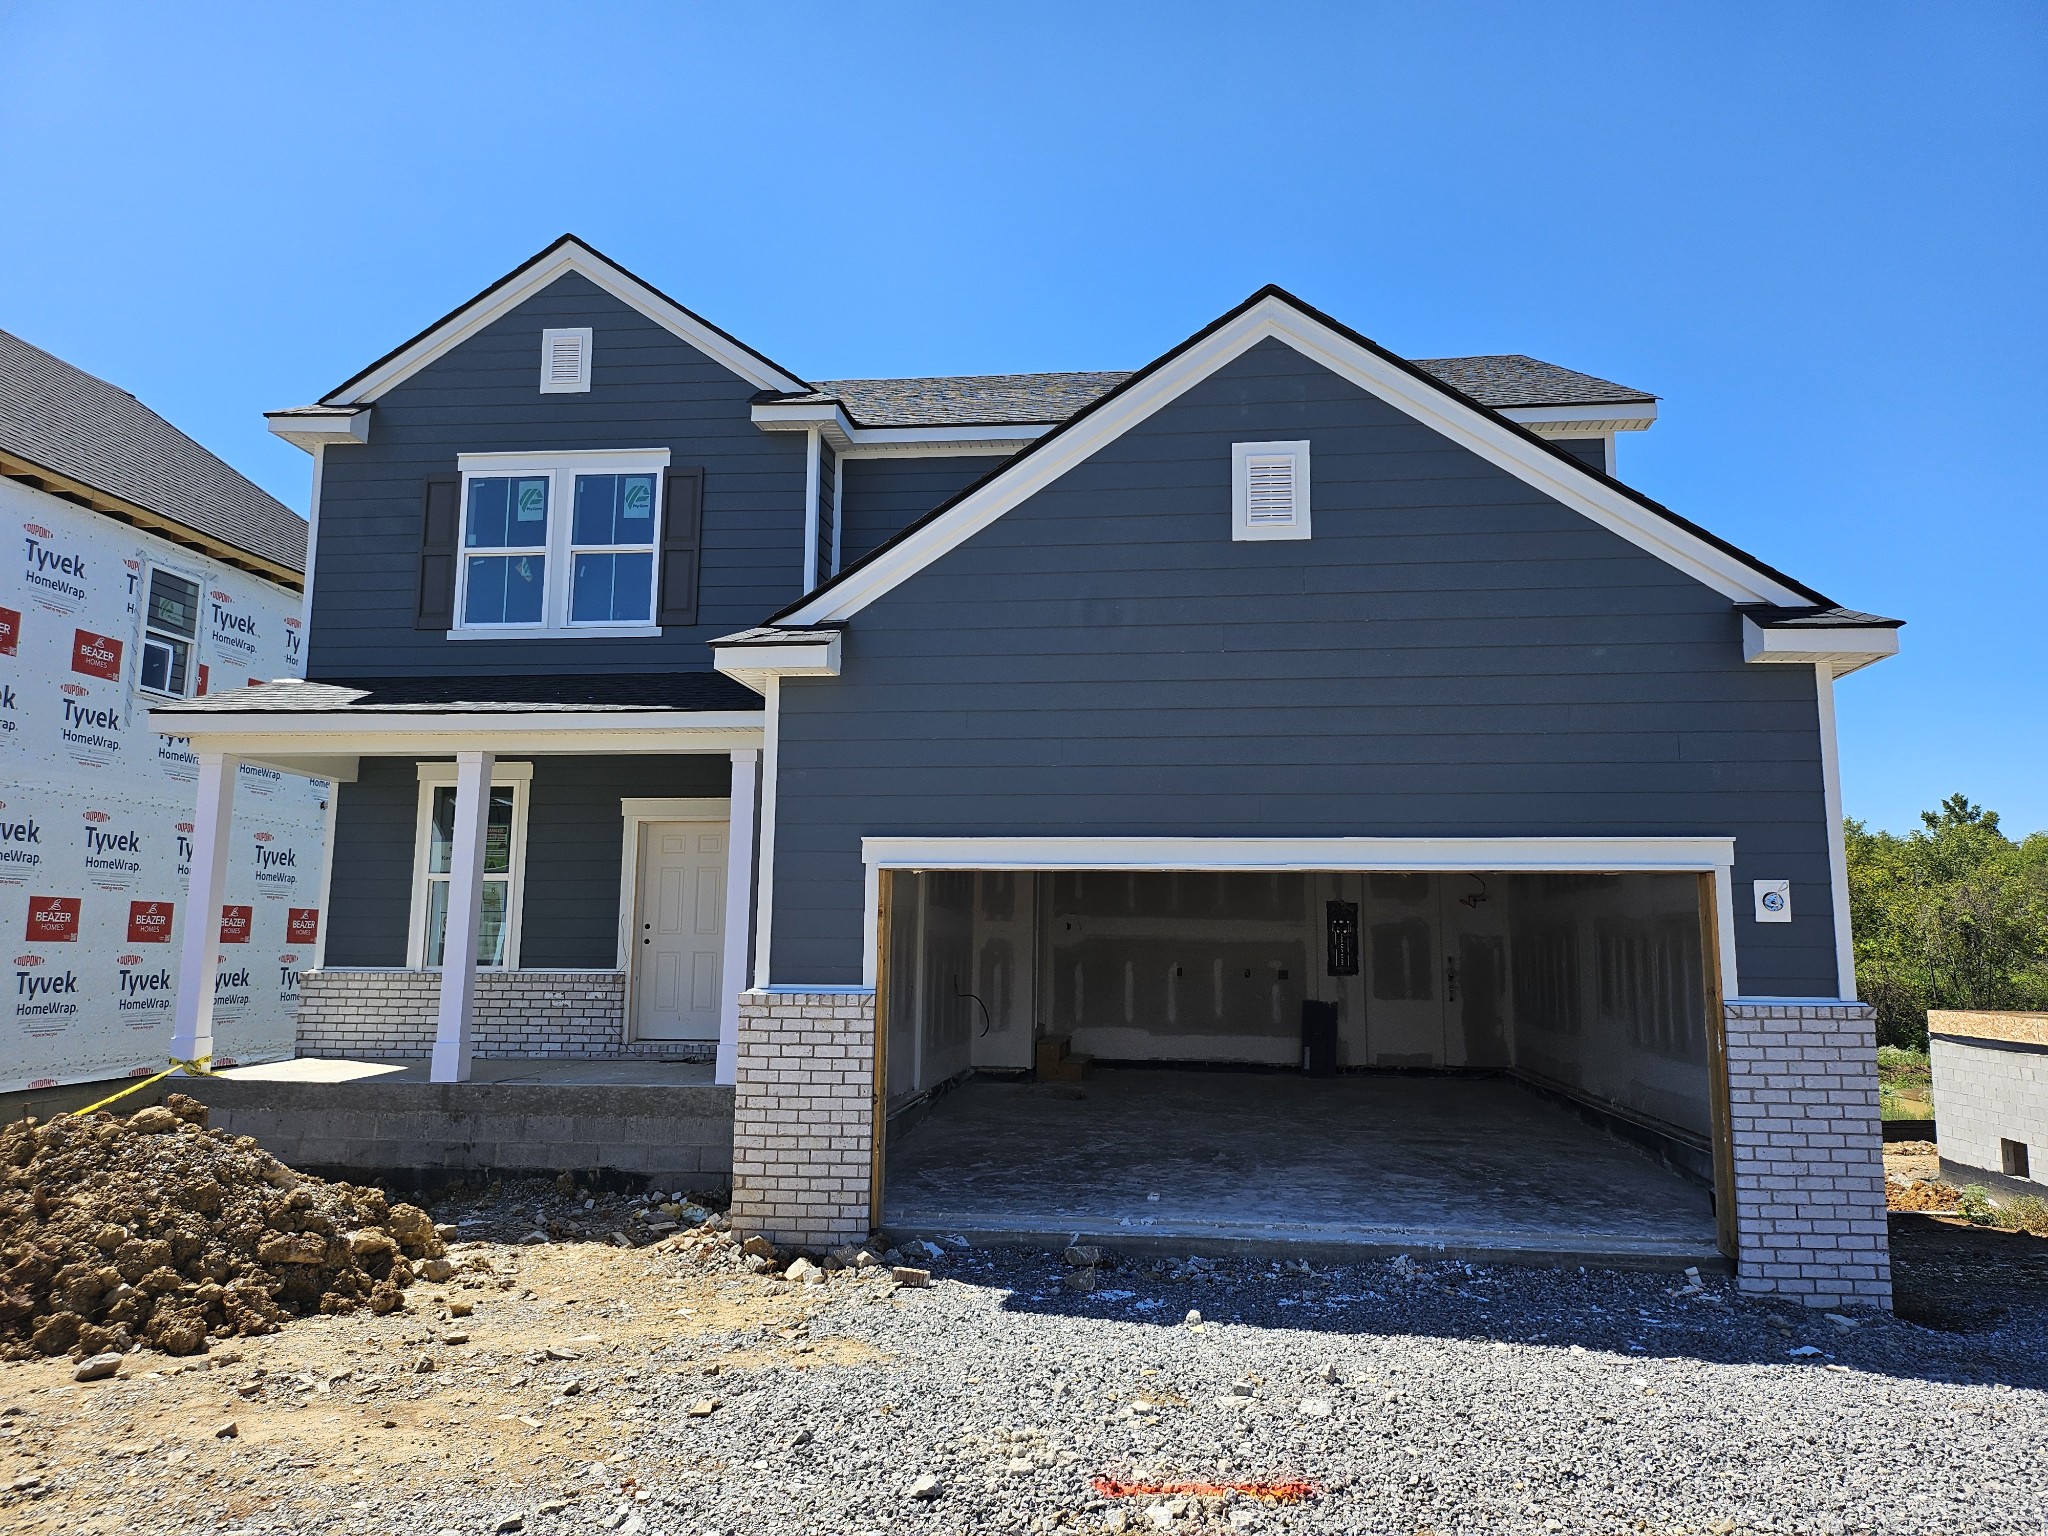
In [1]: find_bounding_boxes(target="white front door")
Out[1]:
[633,821,725,1040]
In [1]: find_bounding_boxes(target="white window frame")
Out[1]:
[451,449,671,640]
[1231,439,1312,542]
[134,560,205,699]
[538,327,593,393]
[406,760,534,969]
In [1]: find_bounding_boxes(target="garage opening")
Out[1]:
[877,867,1728,1265]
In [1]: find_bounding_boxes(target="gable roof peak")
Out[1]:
[314,234,810,407]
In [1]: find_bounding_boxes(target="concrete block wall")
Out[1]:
[1929,1026,2046,1191]
[729,989,876,1249]
[182,1076,734,1189]
[296,968,713,1062]
[1723,1001,1891,1309]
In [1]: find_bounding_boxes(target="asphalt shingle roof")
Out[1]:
[0,328,306,573]
[768,355,1653,429]
[156,672,760,714]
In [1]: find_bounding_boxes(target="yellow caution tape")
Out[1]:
[71,1056,215,1117]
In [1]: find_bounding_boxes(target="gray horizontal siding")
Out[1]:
[770,337,1838,998]
[309,271,805,676]
[837,454,1008,568]
[324,753,731,970]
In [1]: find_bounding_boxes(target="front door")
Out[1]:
[632,821,725,1040]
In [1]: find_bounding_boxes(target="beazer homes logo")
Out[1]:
[286,907,319,944]
[71,629,122,682]
[25,897,80,942]
[0,604,18,657]
[218,904,253,943]
[126,901,173,944]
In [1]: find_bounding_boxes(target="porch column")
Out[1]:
[430,750,494,1084]
[717,748,760,1086]
[170,751,237,1066]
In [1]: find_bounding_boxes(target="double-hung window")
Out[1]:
[138,568,201,696]
[453,450,670,636]
[408,761,531,969]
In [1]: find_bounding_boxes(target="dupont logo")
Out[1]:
[70,629,122,682]
[82,810,110,824]
[126,901,174,944]
[0,605,18,657]
[22,523,51,539]
[15,954,42,967]
[284,616,301,630]
[117,953,143,965]
[279,952,300,964]
[124,558,140,571]
[210,589,232,603]
[176,822,193,834]
[60,683,89,698]
[25,897,80,943]
[286,908,319,944]
[254,831,273,842]
[218,904,253,943]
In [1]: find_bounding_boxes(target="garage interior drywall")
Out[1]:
[879,865,1723,1260]
[882,867,1715,1155]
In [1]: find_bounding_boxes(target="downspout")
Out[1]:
[829,441,844,577]
[298,442,325,645]
[801,426,822,594]
[1814,662,1858,1001]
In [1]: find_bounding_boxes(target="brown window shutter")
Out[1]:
[415,473,461,630]
[658,468,703,628]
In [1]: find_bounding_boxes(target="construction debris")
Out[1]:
[0,1095,445,1359]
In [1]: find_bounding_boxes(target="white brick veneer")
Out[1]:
[729,989,876,1249]
[1930,1032,2046,1186]
[1723,1001,1891,1308]
[295,968,713,1061]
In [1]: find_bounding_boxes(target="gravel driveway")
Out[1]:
[6,1203,2043,1536]
[643,1246,2045,1536]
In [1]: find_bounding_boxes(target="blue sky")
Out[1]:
[1,3,2041,833]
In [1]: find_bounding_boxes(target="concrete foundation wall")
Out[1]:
[730,989,876,1248]
[180,1075,734,1189]
[296,968,711,1062]
[1930,1024,2046,1189]
[1724,1000,1891,1309]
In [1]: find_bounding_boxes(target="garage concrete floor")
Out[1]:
[884,1069,1722,1266]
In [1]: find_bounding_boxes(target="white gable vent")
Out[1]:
[539,327,593,393]
[1231,440,1311,541]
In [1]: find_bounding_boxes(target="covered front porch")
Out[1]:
[151,674,766,1088]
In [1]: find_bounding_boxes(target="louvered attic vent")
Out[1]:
[1232,440,1311,541]
[539,327,593,393]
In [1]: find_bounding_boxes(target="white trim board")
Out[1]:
[783,293,1814,626]
[852,834,1741,1000]
[325,239,806,406]
[150,710,764,759]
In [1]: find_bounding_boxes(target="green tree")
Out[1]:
[1846,795,2048,1047]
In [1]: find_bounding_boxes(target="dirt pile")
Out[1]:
[0,1095,445,1360]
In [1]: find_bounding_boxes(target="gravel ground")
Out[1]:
[4,1186,2044,1536]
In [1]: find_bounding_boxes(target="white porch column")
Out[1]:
[717,748,760,1086]
[430,749,494,1084]
[170,751,238,1066]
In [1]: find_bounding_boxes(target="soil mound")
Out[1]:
[0,1094,444,1359]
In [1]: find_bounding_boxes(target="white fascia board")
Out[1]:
[149,709,765,757]
[1498,401,1658,432]
[861,834,1736,874]
[786,297,1809,624]
[265,408,370,454]
[1742,618,1900,676]
[750,400,1048,458]
[712,633,842,694]
[330,242,805,404]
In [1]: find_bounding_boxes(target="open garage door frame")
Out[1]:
[861,835,1742,1258]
